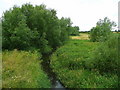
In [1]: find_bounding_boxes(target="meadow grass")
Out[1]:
[50,39,118,88]
[2,50,51,88]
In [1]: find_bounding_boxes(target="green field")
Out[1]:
[50,38,118,88]
[2,50,51,88]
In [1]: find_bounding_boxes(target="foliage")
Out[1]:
[2,6,32,50]
[50,39,118,88]
[2,50,51,88]
[67,26,79,36]
[2,3,79,54]
[87,33,120,74]
[90,17,116,42]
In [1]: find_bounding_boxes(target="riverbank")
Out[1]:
[50,39,118,88]
[2,50,51,88]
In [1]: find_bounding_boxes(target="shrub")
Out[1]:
[90,17,116,42]
[2,50,51,88]
[89,33,120,74]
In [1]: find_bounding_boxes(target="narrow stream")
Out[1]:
[41,53,66,89]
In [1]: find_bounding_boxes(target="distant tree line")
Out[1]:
[115,30,120,32]
[67,26,79,36]
[79,31,90,33]
[2,3,79,54]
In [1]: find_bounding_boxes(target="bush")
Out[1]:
[89,33,120,74]
[2,50,51,88]
[90,17,116,42]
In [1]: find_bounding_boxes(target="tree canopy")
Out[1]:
[90,17,116,42]
[2,3,80,54]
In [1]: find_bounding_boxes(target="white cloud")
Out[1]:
[0,0,119,31]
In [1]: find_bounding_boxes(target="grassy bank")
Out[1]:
[50,39,118,88]
[2,50,51,88]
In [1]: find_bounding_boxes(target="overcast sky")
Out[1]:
[0,0,119,31]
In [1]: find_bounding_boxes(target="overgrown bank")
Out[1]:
[50,34,119,88]
[2,50,51,88]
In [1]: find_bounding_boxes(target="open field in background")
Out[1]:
[70,33,89,40]
[113,31,120,33]
[70,32,119,40]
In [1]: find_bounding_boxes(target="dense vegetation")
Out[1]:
[2,3,80,88]
[88,33,120,74]
[1,3,119,89]
[2,3,79,54]
[2,50,51,88]
[50,17,119,88]
[51,35,119,88]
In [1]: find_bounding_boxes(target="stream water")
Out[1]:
[41,53,66,89]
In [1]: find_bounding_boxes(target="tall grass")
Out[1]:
[2,50,51,88]
[50,39,118,88]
